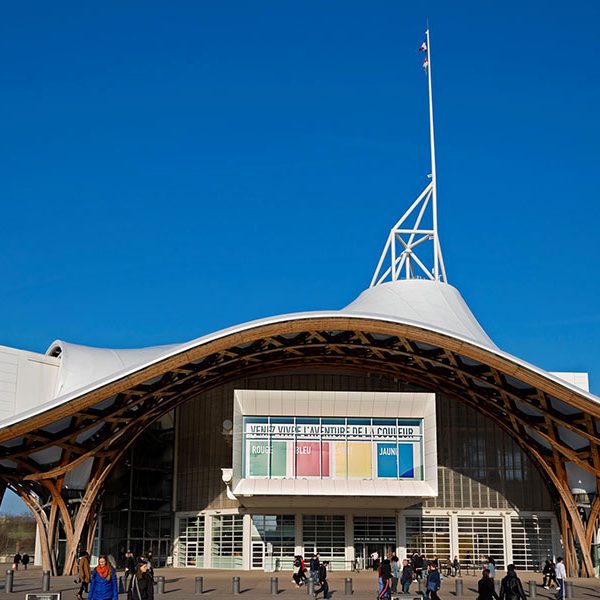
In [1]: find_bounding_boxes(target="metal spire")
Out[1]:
[370,28,447,287]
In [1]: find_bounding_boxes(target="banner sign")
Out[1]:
[243,417,423,481]
[245,422,420,440]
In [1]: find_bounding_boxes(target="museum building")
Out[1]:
[0,33,598,578]
[0,259,599,577]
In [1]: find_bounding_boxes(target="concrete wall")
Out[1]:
[0,346,59,422]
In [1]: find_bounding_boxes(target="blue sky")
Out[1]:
[1,2,599,512]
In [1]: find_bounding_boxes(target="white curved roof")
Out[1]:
[343,280,496,349]
[47,340,181,397]
[47,280,494,398]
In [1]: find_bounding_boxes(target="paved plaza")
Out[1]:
[0,566,599,600]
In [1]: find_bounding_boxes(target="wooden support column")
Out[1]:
[61,450,130,575]
[585,495,600,549]
[15,488,56,574]
[527,449,594,576]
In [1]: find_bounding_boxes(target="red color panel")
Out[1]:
[321,442,330,477]
[295,442,330,477]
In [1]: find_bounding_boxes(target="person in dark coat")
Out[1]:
[377,559,392,600]
[414,554,425,580]
[140,553,154,579]
[499,565,526,600]
[478,568,499,600]
[124,552,136,592]
[313,561,329,600]
[426,563,441,600]
[88,555,118,600]
[542,560,557,589]
[292,555,307,587]
[310,553,320,585]
[129,561,154,600]
[13,552,21,570]
[452,556,460,577]
[21,554,30,570]
[401,559,414,594]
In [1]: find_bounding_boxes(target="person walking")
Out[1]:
[124,552,136,592]
[313,560,329,600]
[377,558,392,600]
[499,564,526,600]
[414,554,425,580]
[487,557,496,580]
[13,552,21,571]
[141,553,154,579]
[310,553,320,585]
[391,555,400,593]
[128,560,154,600]
[401,559,414,594]
[555,557,566,600]
[426,563,442,600]
[478,568,499,600]
[88,555,118,600]
[377,558,391,600]
[292,555,307,587]
[77,551,92,600]
[21,554,30,570]
[542,560,556,589]
[452,556,460,577]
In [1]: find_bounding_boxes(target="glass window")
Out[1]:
[211,514,244,569]
[178,516,205,567]
[511,517,553,571]
[405,516,450,559]
[303,515,346,570]
[251,515,295,570]
[354,516,396,543]
[457,517,505,569]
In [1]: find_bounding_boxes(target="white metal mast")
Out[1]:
[370,28,447,287]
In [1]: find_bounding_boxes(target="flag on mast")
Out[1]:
[422,58,429,71]
[419,41,427,51]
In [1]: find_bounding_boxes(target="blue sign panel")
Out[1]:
[398,443,414,478]
[376,442,398,478]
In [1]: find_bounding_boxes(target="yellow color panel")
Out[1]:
[347,442,372,478]
[334,442,347,478]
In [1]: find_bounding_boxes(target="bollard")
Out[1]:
[306,579,314,596]
[271,577,278,595]
[565,580,573,599]
[494,580,501,596]
[157,576,165,595]
[5,570,13,594]
[345,577,353,595]
[195,576,204,595]
[528,581,536,598]
[455,578,463,597]
[233,576,241,595]
[42,570,51,592]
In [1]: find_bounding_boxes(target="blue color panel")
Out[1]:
[376,442,398,478]
[398,443,414,478]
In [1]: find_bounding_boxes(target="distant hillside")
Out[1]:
[0,515,36,556]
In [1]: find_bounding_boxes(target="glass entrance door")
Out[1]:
[355,543,395,570]
[252,541,265,569]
